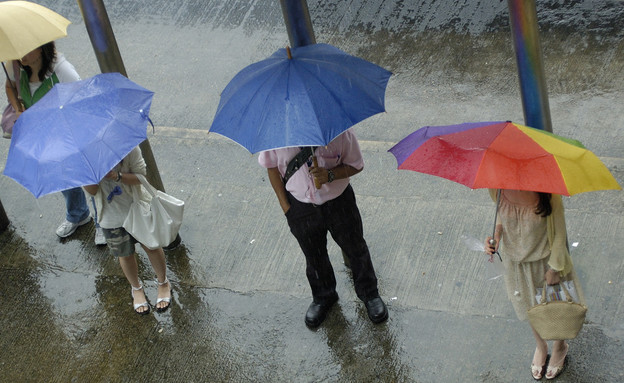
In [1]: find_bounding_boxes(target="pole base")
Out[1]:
[163,234,182,251]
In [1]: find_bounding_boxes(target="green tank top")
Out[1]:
[19,69,59,109]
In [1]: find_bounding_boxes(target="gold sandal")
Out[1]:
[531,347,548,380]
[545,343,568,380]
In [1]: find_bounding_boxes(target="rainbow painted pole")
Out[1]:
[507,0,553,132]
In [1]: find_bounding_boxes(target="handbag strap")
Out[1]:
[135,174,157,197]
[283,146,316,184]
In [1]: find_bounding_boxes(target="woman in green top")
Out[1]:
[4,42,102,244]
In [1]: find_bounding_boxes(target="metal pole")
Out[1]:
[278,0,353,269]
[76,0,165,191]
[279,0,316,48]
[76,0,180,249]
[0,199,9,232]
[507,0,552,132]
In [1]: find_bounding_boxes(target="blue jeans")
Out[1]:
[61,187,90,224]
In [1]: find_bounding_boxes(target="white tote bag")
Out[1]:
[123,174,184,250]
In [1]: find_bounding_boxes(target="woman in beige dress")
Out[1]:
[485,189,584,380]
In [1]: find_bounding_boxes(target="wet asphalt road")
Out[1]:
[1,1,623,382]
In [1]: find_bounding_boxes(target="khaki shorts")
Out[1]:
[102,227,138,257]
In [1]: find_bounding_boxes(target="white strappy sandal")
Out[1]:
[131,283,150,315]
[155,278,172,313]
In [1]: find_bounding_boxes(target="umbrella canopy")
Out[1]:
[209,43,392,153]
[0,1,71,62]
[3,72,154,198]
[388,121,621,196]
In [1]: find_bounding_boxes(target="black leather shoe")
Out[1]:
[305,294,338,328]
[365,297,388,324]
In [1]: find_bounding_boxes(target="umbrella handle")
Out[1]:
[2,62,23,112]
[312,156,322,189]
[490,189,502,262]
[491,189,501,240]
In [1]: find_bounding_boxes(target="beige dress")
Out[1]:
[496,191,584,321]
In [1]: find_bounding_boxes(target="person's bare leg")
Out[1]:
[546,340,568,379]
[531,326,548,380]
[142,245,171,311]
[119,254,148,314]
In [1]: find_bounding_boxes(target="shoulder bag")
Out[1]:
[123,174,185,250]
[283,146,316,184]
[1,103,17,139]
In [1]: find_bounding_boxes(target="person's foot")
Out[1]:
[56,216,91,238]
[131,284,150,315]
[531,346,548,380]
[545,343,568,380]
[94,226,106,246]
[155,278,172,313]
[305,293,338,328]
[364,296,388,324]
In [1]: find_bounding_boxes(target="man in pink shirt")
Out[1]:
[258,129,388,327]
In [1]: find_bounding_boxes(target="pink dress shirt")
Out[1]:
[258,129,364,205]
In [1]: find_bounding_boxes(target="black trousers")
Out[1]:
[285,184,379,303]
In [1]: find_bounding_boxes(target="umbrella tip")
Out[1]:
[286,46,292,59]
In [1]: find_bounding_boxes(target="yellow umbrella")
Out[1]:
[0,1,71,62]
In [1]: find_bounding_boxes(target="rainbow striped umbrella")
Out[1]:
[389,121,621,196]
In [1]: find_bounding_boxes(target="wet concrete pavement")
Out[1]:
[1,1,623,382]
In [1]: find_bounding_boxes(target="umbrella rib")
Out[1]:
[234,65,287,150]
[256,67,296,147]
[217,58,284,107]
[299,55,389,98]
[296,59,388,126]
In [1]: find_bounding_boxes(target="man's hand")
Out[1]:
[309,166,329,186]
[267,167,291,214]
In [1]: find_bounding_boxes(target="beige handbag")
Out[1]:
[527,281,587,340]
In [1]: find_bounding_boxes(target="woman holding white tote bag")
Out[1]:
[84,146,172,315]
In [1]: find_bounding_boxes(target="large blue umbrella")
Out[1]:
[3,72,154,198]
[209,43,392,153]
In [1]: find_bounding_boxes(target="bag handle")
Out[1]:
[134,174,158,197]
[538,280,574,304]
